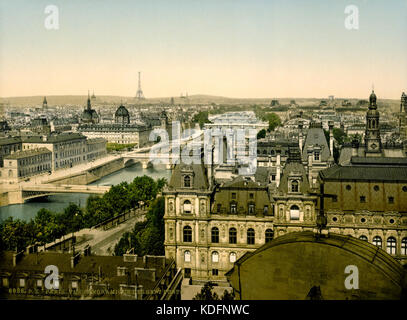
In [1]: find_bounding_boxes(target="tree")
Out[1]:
[257,129,266,139]
[193,282,219,300]
[192,111,210,129]
[265,113,281,131]
[333,128,347,146]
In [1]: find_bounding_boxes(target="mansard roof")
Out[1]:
[301,125,331,162]
[167,161,209,191]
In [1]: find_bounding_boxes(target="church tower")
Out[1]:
[364,90,382,156]
[42,96,47,109]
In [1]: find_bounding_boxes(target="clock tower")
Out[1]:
[364,90,382,156]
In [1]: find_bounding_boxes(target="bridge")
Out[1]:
[20,184,110,202]
[122,132,204,169]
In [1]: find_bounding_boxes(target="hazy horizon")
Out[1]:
[1,0,406,99]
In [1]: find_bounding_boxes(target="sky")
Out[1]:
[0,0,406,99]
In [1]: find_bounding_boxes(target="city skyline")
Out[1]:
[0,0,407,99]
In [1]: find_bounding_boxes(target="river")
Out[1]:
[0,165,172,223]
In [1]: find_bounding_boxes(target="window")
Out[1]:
[2,278,9,288]
[183,226,192,242]
[229,228,237,244]
[230,202,237,214]
[248,203,255,215]
[211,227,219,243]
[374,185,380,191]
[184,268,191,278]
[217,204,221,213]
[183,200,192,214]
[184,250,191,262]
[402,238,407,255]
[71,281,78,289]
[229,252,237,263]
[387,237,397,255]
[36,279,43,288]
[249,193,254,199]
[19,279,25,287]
[373,236,382,248]
[212,269,218,276]
[359,235,368,241]
[290,205,300,220]
[263,205,269,215]
[247,228,255,245]
[212,251,219,263]
[271,174,276,181]
[360,196,366,203]
[231,193,236,199]
[403,186,407,192]
[346,185,351,191]
[314,151,320,161]
[388,197,394,204]
[265,229,274,243]
[183,175,191,188]
[332,195,338,202]
[291,180,299,193]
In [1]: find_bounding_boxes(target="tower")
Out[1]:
[43,96,48,109]
[136,71,145,100]
[87,90,91,110]
[91,90,96,99]
[364,90,382,156]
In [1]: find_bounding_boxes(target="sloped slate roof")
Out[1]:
[301,127,330,161]
[319,164,407,182]
[168,162,209,190]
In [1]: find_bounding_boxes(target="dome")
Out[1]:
[369,90,377,103]
[115,105,129,117]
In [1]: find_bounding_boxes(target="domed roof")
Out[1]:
[369,90,377,102]
[115,105,129,117]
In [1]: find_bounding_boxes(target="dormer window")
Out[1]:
[291,180,299,193]
[230,202,237,214]
[183,175,191,188]
[314,151,320,161]
[248,203,255,215]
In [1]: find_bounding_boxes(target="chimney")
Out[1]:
[328,121,334,156]
[298,121,304,155]
[307,148,313,187]
[13,250,24,267]
[276,150,281,187]
[42,135,47,142]
[351,139,359,157]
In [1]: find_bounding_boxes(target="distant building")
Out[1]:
[339,91,405,165]
[81,93,99,124]
[1,148,52,183]
[0,137,22,167]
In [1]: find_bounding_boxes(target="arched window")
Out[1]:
[387,237,397,255]
[247,228,255,245]
[229,252,237,263]
[211,227,219,243]
[265,229,274,243]
[212,251,219,263]
[402,238,407,255]
[291,180,299,193]
[183,200,192,214]
[183,226,192,242]
[290,205,300,220]
[229,228,237,244]
[184,175,191,188]
[359,235,368,241]
[373,236,382,248]
[184,250,191,262]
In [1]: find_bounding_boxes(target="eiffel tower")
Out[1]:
[136,71,145,100]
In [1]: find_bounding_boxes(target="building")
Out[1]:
[81,93,99,124]
[21,132,104,171]
[0,137,22,167]
[319,162,407,265]
[86,138,107,161]
[1,148,52,183]
[226,231,406,299]
[78,105,154,146]
[399,92,407,139]
[0,249,181,300]
[339,91,405,165]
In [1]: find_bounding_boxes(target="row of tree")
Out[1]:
[0,176,167,253]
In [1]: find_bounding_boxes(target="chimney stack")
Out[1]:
[328,121,334,156]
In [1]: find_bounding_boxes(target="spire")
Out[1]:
[87,90,91,110]
[369,89,377,110]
